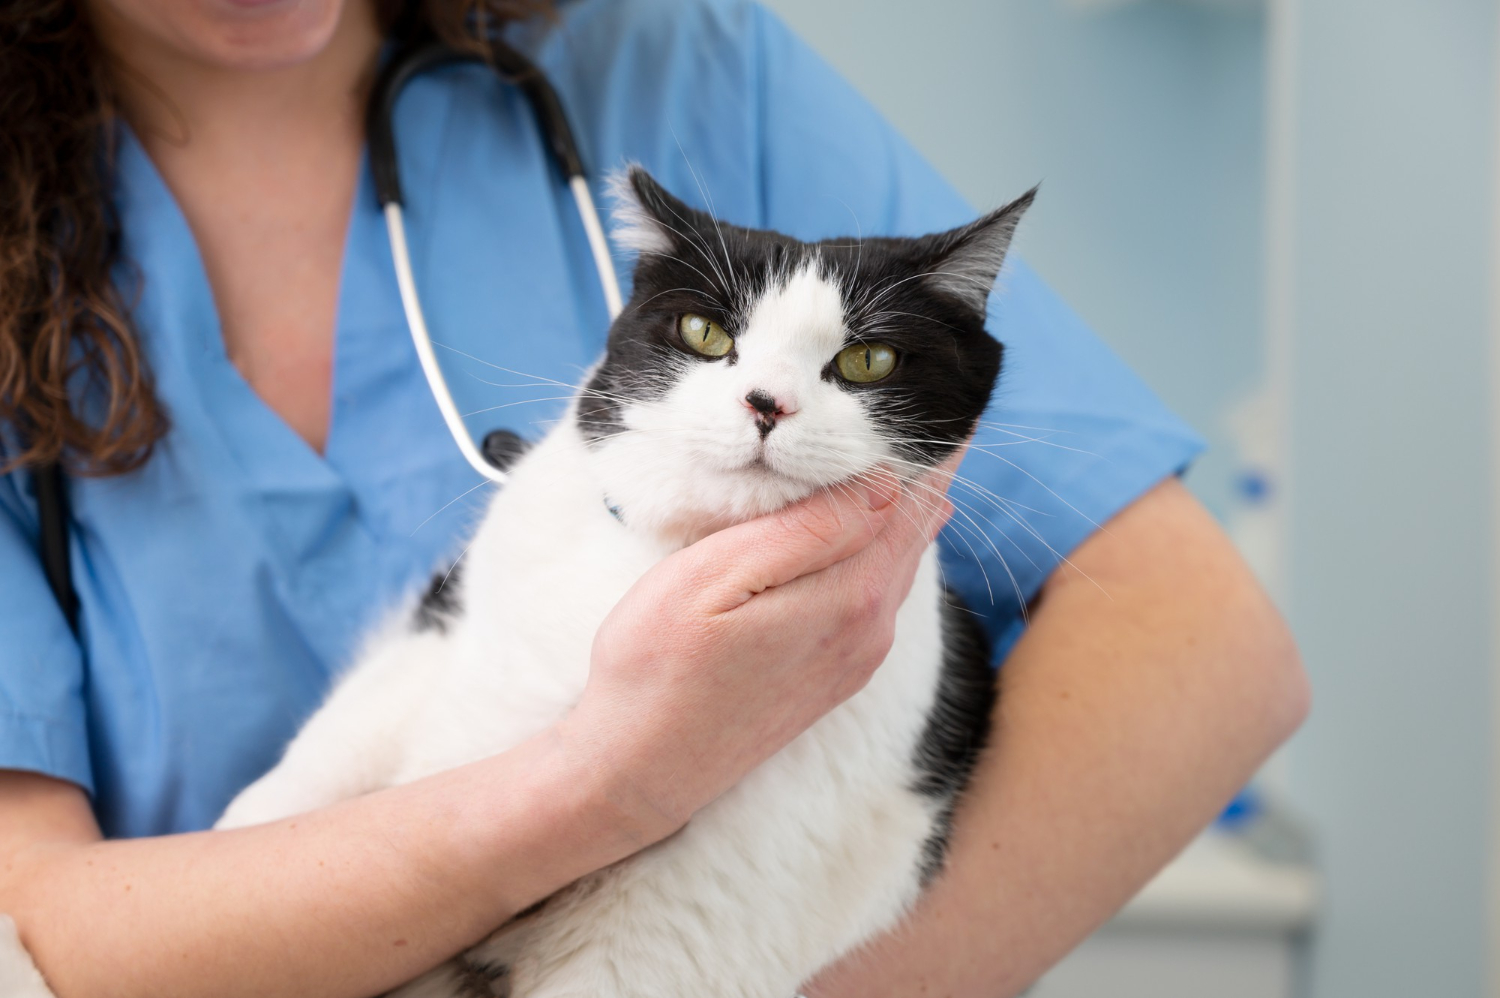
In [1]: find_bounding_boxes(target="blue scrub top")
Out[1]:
[0,0,1203,838]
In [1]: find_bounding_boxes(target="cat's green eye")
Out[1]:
[834,342,898,383]
[679,314,733,358]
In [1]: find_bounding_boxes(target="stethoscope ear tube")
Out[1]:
[384,202,511,483]
[487,40,587,181]
[373,37,624,484]
[368,39,484,209]
[570,175,625,319]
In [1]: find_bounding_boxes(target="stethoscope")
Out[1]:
[34,36,626,631]
[369,35,626,485]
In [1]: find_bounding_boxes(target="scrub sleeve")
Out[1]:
[0,465,92,795]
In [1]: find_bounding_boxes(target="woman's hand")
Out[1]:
[559,459,959,838]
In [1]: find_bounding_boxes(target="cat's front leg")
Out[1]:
[384,913,537,998]
[384,956,511,998]
[217,625,447,829]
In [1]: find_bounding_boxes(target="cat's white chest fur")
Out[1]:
[389,429,673,784]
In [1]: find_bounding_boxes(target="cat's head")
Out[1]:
[579,167,1033,543]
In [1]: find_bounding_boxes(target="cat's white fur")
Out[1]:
[0,917,55,998]
[218,265,957,998]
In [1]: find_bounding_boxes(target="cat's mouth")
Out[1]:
[730,454,807,487]
[727,447,857,496]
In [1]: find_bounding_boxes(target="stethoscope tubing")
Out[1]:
[372,36,625,484]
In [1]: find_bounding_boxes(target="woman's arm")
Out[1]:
[807,477,1310,998]
[0,734,639,998]
[0,472,950,998]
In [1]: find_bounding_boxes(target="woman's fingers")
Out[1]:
[834,451,964,582]
[758,462,960,619]
[762,451,964,642]
[683,478,902,612]
[688,448,965,614]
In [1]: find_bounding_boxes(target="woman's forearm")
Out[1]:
[1,729,666,998]
[807,479,1309,998]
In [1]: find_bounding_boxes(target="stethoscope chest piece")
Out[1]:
[481,429,530,473]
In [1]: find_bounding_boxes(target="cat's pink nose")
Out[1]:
[744,389,795,438]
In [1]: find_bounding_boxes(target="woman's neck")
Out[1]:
[87,0,384,456]
[91,0,381,157]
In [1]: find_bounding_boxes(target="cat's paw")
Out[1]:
[213,777,310,830]
[213,795,269,830]
[386,957,511,998]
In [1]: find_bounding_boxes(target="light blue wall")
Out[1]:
[1281,2,1495,995]
[760,0,1268,519]
[760,1,1498,996]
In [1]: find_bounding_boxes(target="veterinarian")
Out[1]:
[0,1,1308,996]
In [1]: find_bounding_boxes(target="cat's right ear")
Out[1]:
[918,186,1038,317]
[607,166,704,257]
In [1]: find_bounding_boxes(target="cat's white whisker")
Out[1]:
[630,285,729,313]
[671,136,738,299]
[409,479,496,537]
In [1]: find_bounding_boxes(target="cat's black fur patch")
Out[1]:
[454,956,509,998]
[580,168,1032,459]
[511,896,550,921]
[911,590,996,884]
[413,431,524,635]
[414,562,464,634]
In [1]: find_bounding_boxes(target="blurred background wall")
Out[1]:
[753,0,1499,995]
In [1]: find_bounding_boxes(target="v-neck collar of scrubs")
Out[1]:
[118,126,379,507]
[111,123,469,669]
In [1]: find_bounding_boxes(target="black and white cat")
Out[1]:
[217,168,1035,998]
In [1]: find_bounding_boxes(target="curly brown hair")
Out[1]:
[0,0,553,476]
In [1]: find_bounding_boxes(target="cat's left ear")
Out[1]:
[920,186,1038,316]
[606,165,711,257]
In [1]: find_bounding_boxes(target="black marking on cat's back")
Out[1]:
[912,589,997,884]
[411,431,527,635]
[414,561,464,634]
